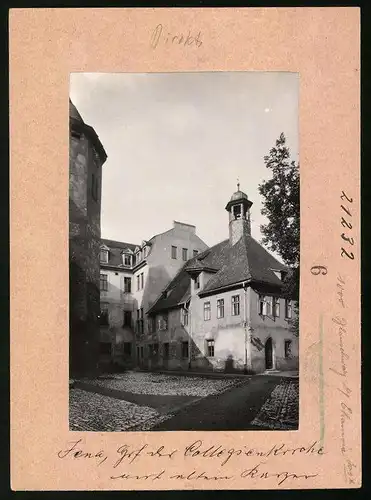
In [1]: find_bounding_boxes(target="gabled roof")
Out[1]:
[100,238,139,267]
[147,267,191,315]
[147,233,288,314]
[200,234,287,294]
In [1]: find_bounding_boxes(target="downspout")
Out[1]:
[184,300,192,369]
[243,282,252,373]
[188,305,192,369]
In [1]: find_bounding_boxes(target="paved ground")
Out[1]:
[69,371,299,431]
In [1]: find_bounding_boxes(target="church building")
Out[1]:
[146,185,299,374]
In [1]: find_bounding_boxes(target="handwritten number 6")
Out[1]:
[311,266,328,276]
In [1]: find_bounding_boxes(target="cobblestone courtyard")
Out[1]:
[69,371,299,431]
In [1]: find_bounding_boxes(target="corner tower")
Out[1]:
[225,182,253,245]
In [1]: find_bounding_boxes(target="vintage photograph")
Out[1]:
[68,72,300,432]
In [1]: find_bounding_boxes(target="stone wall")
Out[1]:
[69,114,106,378]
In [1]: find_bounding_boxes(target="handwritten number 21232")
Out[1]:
[340,191,355,260]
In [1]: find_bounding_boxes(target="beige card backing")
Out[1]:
[9,7,361,491]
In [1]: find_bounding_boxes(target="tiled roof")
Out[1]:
[148,233,287,314]
[148,267,191,314]
[101,238,139,267]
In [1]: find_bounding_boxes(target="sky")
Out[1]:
[70,72,299,250]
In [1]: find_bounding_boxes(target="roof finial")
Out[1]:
[237,178,240,191]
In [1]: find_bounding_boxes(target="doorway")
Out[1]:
[265,337,273,369]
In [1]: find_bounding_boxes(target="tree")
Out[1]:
[258,133,300,335]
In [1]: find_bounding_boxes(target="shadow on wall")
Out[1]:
[69,261,100,378]
[141,265,173,313]
[138,325,215,373]
[99,278,137,371]
[224,355,235,373]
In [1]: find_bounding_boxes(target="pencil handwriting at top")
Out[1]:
[150,24,203,49]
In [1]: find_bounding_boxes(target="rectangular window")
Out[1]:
[140,308,143,319]
[284,340,292,358]
[182,248,188,261]
[259,295,265,315]
[123,277,131,293]
[100,249,108,263]
[285,299,293,319]
[140,346,144,358]
[153,343,159,356]
[148,316,155,333]
[194,275,200,289]
[204,301,211,321]
[157,315,168,331]
[123,311,132,327]
[148,344,153,357]
[171,245,177,259]
[137,275,140,291]
[273,297,280,317]
[182,341,189,358]
[140,272,144,290]
[180,308,189,326]
[123,342,132,356]
[217,298,224,319]
[266,296,272,316]
[100,274,108,291]
[100,303,109,326]
[231,295,240,316]
[193,249,199,257]
[259,295,273,316]
[206,339,215,357]
[123,254,131,266]
[163,342,169,358]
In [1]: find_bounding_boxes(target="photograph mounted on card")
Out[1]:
[10,7,360,491]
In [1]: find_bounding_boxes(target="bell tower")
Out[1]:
[225,182,253,245]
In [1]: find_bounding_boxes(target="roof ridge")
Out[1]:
[101,238,139,248]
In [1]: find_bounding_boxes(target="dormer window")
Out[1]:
[100,249,109,263]
[123,253,132,267]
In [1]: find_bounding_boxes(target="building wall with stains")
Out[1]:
[69,102,107,377]
[145,284,298,374]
